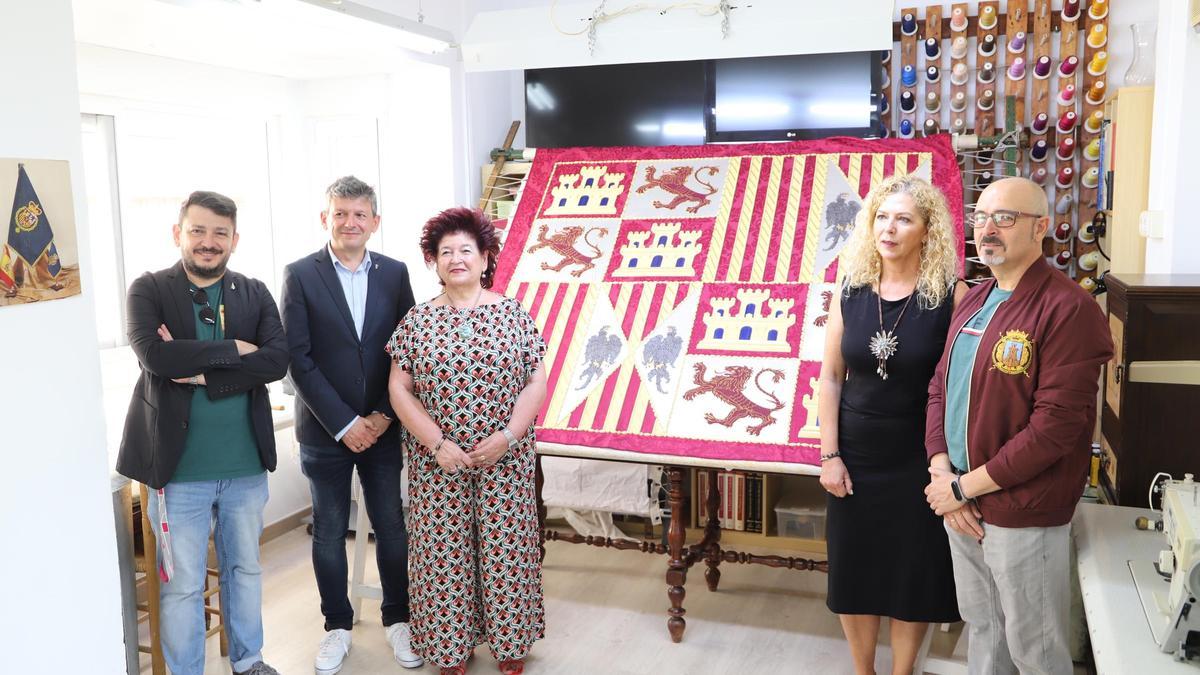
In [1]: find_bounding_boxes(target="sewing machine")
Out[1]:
[1131,474,1200,662]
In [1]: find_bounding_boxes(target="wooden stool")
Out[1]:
[135,483,229,674]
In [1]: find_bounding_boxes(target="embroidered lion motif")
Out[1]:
[682,363,785,436]
[526,223,608,277]
[636,165,720,214]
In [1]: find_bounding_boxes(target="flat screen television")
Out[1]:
[524,52,882,148]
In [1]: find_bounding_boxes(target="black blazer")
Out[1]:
[116,262,290,489]
[280,247,415,449]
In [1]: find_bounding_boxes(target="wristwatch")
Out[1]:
[950,476,969,503]
[375,411,393,421]
[501,427,518,448]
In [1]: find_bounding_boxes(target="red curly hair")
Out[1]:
[419,207,502,289]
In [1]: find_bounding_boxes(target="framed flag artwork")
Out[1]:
[1,158,82,306]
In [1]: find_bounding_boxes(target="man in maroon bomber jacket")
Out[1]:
[923,177,1113,675]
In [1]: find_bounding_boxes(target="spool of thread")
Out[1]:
[1083,138,1102,161]
[1058,83,1077,107]
[901,12,918,36]
[924,118,941,136]
[978,88,995,110]
[979,5,998,30]
[1084,110,1105,133]
[1034,56,1053,79]
[1081,166,1101,188]
[1030,112,1050,135]
[1089,0,1109,21]
[1063,0,1081,21]
[882,70,891,88]
[926,38,941,60]
[1088,51,1109,77]
[1008,32,1027,54]
[1086,79,1107,104]
[1057,136,1077,160]
[951,62,969,85]
[1030,139,1049,162]
[1053,221,1073,242]
[950,7,968,32]
[951,36,968,60]
[1055,193,1074,214]
[902,64,917,87]
[1056,166,1076,188]
[951,117,966,133]
[925,91,941,112]
[899,119,915,138]
[1078,221,1097,243]
[1057,110,1079,133]
[979,34,997,57]
[1059,55,1080,77]
[950,90,968,112]
[1030,167,1049,185]
[900,90,916,113]
[1079,250,1101,271]
[1079,276,1097,292]
[1087,23,1108,49]
[881,49,892,64]
[978,62,996,83]
[880,97,890,114]
[926,65,941,83]
[1053,250,1073,269]
[1008,57,1026,81]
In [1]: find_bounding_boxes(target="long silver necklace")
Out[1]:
[448,286,485,340]
[869,285,914,380]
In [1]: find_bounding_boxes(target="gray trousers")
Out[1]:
[945,520,1073,675]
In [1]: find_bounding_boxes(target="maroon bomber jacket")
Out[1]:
[926,258,1114,528]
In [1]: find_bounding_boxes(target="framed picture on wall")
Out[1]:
[1,158,82,306]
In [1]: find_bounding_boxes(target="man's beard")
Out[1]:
[183,248,229,280]
[977,236,1006,266]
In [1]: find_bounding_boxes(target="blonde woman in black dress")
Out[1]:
[818,175,967,675]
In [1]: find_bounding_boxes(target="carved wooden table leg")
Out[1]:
[703,468,722,592]
[535,452,547,562]
[665,466,688,642]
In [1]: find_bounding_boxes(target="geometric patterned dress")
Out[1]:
[386,297,547,668]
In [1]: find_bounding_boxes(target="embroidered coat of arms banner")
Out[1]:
[494,137,963,465]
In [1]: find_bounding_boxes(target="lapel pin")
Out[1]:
[231,282,237,290]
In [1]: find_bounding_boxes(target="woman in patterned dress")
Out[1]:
[387,207,547,675]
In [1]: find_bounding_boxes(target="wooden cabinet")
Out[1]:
[1103,87,1154,276]
[1100,274,1200,505]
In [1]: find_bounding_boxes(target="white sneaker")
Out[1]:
[385,622,423,669]
[315,628,352,675]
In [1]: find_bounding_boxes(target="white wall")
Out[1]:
[0,1,126,672]
[1146,0,1200,274]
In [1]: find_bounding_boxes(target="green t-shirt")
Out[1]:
[171,279,264,483]
[945,287,1013,472]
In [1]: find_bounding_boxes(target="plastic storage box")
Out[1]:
[773,482,827,540]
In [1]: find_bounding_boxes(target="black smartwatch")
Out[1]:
[950,477,969,503]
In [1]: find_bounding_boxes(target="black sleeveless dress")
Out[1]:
[825,285,961,623]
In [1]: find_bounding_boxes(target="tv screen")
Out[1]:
[706,52,883,142]
[525,60,707,148]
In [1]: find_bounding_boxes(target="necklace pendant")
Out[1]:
[456,323,473,340]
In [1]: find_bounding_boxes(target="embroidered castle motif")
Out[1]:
[682,363,785,436]
[636,165,720,213]
[697,289,796,353]
[611,222,703,278]
[546,166,626,216]
[526,223,609,277]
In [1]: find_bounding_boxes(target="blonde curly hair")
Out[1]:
[838,174,960,309]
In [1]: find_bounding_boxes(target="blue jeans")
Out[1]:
[301,442,411,631]
[146,472,269,675]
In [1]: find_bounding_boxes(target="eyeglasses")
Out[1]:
[189,288,216,325]
[968,210,1045,229]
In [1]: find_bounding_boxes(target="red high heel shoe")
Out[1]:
[498,659,524,675]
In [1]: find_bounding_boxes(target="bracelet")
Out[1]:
[501,427,518,448]
[433,436,446,454]
[819,451,841,463]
